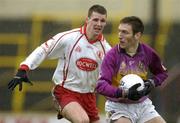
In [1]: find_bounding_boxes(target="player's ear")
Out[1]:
[134,32,142,40]
[86,17,90,23]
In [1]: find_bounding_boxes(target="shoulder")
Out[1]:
[106,45,119,57]
[140,43,157,54]
[53,28,81,40]
[140,43,160,59]
[102,45,120,66]
[101,39,112,51]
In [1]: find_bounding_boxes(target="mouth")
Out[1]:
[119,38,126,47]
[94,27,102,33]
[119,37,125,43]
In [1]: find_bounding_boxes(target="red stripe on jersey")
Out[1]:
[48,30,80,55]
[99,41,106,55]
[62,34,84,86]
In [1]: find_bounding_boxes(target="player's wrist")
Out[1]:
[115,88,128,98]
[16,69,27,78]
[115,88,122,98]
[19,64,29,71]
[122,89,128,98]
[146,79,155,87]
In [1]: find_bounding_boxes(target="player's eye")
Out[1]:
[92,18,99,22]
[101,19,106,23]
[119,30,129,35]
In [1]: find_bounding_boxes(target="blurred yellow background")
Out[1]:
[0,0,180,123]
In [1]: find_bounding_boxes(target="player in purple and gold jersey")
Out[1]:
[96,16,168,123]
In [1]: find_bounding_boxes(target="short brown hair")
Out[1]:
[88,4,107,17]
[120,16,144,35]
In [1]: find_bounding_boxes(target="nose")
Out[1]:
[118,31,122,37]
[118,31,124,37]
[97,20,102,26]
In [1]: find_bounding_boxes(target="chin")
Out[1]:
[119,44,126,49]
[95,30,101,34]
[94,33,100,37]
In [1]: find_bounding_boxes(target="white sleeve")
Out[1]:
[20,46,47,70]
[20,32,66,70]
[41,32,67,59]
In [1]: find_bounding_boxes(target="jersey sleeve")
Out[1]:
[96,48,120,98]
[41,33,66,59]
[20,32,67,70]
[149,50,168,86]
[20,46,47,70]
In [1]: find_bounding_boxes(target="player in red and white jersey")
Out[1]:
[8,4,111,123]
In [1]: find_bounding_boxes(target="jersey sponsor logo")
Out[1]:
[76,58,98,71]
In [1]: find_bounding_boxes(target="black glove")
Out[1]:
[115,83,144,101]
[143,79,155,96]
[8,69,33,91]
[127,83,145,101]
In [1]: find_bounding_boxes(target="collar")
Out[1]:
[80,24,103,44]
[118,43,145,56]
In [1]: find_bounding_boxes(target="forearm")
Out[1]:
[151,72,168,86]
[96,80,121,98]
[20,46,47,70]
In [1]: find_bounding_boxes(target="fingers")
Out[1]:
[8,79,19,90]
[128,83,145,101]
[8,80,14,89]
[28,81,33,86]
[144,82,150,87]
[144,87,151,96]
[11,81,20,90]
[131,83,141,90]
[19,82,22,91]
[8,77,32,91]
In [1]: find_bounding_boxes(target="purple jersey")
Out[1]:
[96,43,168,103]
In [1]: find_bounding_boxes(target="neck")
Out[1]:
[85,25,96,41]
[86,31,96,40]
[126,43,139,56]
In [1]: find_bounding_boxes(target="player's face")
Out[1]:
[118,23,140,50]
[86,12,107,39]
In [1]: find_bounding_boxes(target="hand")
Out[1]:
[8,69,33,91]
[126,83,145,101]
[143,79,155,96]
[115,83,144,101]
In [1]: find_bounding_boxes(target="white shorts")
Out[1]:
[105,98,160,123]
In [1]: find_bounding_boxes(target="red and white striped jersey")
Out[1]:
[20,26,111,93]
